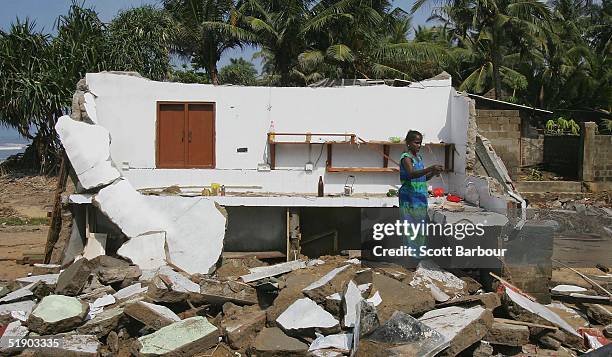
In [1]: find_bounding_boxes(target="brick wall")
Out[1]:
[593,135,612,182]
[543,136,581,179]
[476,109,521,177]
[521,136,544,167]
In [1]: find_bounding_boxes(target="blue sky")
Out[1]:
[0,0,436,69]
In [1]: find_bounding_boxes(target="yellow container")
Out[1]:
[210,183,220,195]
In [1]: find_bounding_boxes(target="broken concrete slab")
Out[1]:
[551,285,588,294]
[505,287,580,337]
[117,232,167,271]
[0,285,9,298]
[303,265,350,292]
[95,182,227,275]
[17,273,60,287]
[91,294,115,310]
[93,179,167,238]
[55,115,120,189]
[471,341,494,357]
[240,260,306,283]
[138,316,220,356]
[0,284,34,303]
[364,311,449,357]
[436,292,501,310]
[580,303,612,325]
[366,291,382,307]
[220,303,266,350]
[344,280,362,328]
[0,321,28,352]
[252,327,308,356]
[359,300,380,338]
[55,257,92,296]
[429,284,451,302]
[325,292,343,317]
[0,300,36,321]
[27,295,90,334]
[547,302,590,330]
[304,264,361,304]
[125,301,181,330]
[96,264,141,285]
[419,306,493,357]
[309,333,352,352]
[42,334,101,356]
[89,255,131,270]
[199,279,257,306]
[484,321,529,346]
[113,282,148,301]
[276,298,340,331]
[150,195,227,275]
[146,266,200,303]
[82,233,107,260]
[538,331,562,350]
[77,307,125,338]
[409,260,466,298]
[372,272,435,322]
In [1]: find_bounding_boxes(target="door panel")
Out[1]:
[157,104,186,167]
[187,104,215,167]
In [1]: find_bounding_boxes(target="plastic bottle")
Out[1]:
[317,176,324,197]
[269,120,276,142]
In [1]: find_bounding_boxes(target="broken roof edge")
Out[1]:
[85,71,453,90]
[467,93,553,114]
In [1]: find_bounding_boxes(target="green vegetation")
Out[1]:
[545,117,581,135]
[0,217,49,226]
[0,0,610,171]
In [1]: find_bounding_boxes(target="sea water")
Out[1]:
[0,127,29,163]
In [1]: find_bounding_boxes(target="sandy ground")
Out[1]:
[0,174,56,281]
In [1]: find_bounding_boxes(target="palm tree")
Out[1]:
[238,0,309,86]
[164,0,254,85]
[413,0,552,99]
[0,2,178,172]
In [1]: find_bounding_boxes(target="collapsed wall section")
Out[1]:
[55,115,227,275]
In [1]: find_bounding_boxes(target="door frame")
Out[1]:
[156,101,216,169]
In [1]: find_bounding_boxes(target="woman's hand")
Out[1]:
[427,165,444,176]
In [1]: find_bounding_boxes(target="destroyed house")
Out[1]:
[58,72,518,275]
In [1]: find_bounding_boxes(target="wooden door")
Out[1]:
[157,103,186,168]
[187,103,215,167]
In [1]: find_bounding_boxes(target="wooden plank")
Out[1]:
[269,143,276,170]
[270,132,355,137]
[494,318,558,330]
[222,251,286,259]
[326,167,398,173]
[44,154,68,264]
[383,144,390,168]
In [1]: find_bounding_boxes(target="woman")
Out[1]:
[399,130,443,259]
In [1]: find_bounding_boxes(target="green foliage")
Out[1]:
[527,168,544,181]
[169,65,211,83]
[545,117,581,135]
[219,58,258,85]
[0,1,175,173]
[0,217,49,226]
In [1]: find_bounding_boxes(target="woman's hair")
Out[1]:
[405,130,423,143]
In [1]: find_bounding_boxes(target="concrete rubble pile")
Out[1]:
[1,114,611,356]
[1,253,611,356]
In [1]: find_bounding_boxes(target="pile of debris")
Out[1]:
[1,254,611,356]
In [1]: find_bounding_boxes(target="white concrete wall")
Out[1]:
[86,73,470,195]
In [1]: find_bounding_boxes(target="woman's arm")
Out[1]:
[402,157,434,179]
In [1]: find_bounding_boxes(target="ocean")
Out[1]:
[0,127,29,162]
